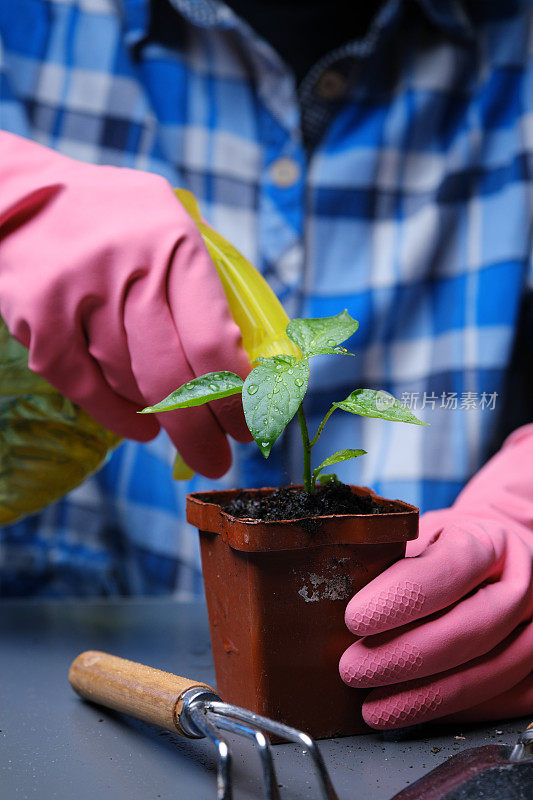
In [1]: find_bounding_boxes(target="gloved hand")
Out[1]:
[0,132,251,477]
[339,424,533,729]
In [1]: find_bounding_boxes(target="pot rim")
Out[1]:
[186,485,419,553]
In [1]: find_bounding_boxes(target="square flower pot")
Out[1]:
[186,485,418,739]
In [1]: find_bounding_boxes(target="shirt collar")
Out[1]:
[120,0,474,50]
[119,0,236,47]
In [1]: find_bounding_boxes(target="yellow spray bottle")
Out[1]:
[0,190,299,519]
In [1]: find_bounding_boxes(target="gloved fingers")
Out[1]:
[168,232,252,444]
[209,394,253,445]
[157,405,232,478]
[441,671,533,723]
[345,523,502,638]
[341,531,533,688]
[124,273,232,478]
[360,620,533,730]
[26,327,160,442]
[406,508,461,556]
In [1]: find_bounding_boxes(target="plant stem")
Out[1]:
[297,403,313,493]
[309,406,336,448]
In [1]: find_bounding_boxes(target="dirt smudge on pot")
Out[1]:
[296,556,359,603]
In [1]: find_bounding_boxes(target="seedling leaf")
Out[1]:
[317,473,340,485]
[242,357,309,457]
[334,389,427,424]
[306,345,355,357]
[312,449,366,484]
[253,354,298,368]
[286,311,358,356]
[140,372,243,413]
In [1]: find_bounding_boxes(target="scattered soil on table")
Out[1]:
[223,482,386,521]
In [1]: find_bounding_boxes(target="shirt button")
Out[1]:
[270,157,300,188]
[315,70,347,101]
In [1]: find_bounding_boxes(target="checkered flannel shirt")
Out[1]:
[1,0,532,596]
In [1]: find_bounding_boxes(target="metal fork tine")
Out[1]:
[213,714,281,800]
[205,701,340,800]
[188,706,233,800]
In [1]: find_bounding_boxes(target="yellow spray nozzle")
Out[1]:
[172,189,300,479]
[175,189,300,363]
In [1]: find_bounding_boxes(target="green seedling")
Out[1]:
[141,311,426,493]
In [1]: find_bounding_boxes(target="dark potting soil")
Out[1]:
[223,482,385,521]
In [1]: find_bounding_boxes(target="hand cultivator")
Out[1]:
[69,651,533,800]
[69,651,339,800]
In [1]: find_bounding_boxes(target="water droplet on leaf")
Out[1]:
[287,369,294,374]
[185,383,195,390]
[275,364,284,371]
[261,442,270,448]
[247,384,258,395]
[275,375,283,382]
[273,387,280,394]
[295,377,304,386]
[209,384,219,391]
[327,339,336,346]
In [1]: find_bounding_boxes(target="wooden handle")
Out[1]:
[69,651,215,736]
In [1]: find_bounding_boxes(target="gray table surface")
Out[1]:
[0,598,529,800]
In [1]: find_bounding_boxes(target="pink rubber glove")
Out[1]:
[340,424,533,729]
[0,132,251,477]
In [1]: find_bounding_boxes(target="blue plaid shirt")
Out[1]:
[1,0,532,597]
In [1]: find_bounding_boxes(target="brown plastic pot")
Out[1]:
[186,485,418,739]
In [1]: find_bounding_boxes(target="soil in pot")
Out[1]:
[223,481,385,521]
[187,485,418,740]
